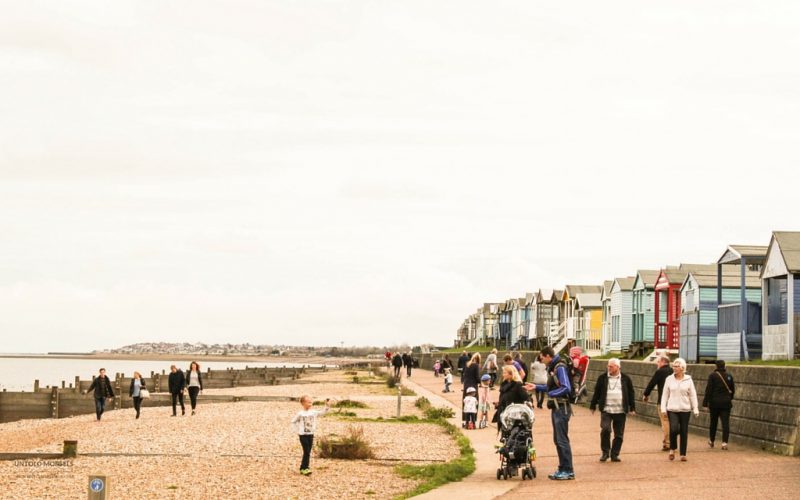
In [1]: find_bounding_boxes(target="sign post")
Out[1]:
[88,475,108,500]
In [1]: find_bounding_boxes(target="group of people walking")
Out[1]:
[389,351,415,378]
[591,355,735,464]
[446,347,737,481]
[83,361,206,421]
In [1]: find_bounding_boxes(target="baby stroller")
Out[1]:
[495,403,536,480]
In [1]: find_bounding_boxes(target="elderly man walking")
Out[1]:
[643,355,673,451]
[590,358,636,462]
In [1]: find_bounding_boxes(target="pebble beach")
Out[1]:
[0,370,460,499]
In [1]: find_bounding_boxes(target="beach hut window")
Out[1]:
[611,316,620,343]
[766,276,788,325]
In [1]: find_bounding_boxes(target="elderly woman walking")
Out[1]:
[660,358,699,461]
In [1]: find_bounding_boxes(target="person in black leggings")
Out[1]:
[186,361,204,415]
[703,360,735,450]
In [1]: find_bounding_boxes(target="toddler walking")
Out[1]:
[291,395,333,476]
[463,387,478,429]
[478,374,491,428]
[443,368,453,393]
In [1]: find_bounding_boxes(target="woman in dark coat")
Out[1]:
[461,353,482,426]
[492,365,532,426]
[703,360,735,449]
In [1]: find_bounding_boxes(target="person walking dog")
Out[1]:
[590,358,636,462]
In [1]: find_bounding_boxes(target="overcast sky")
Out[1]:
[1,1,799,352]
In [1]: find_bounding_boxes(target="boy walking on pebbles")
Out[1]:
[292,395,333,476]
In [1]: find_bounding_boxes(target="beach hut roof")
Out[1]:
[564,285,603,299]
[613,277,636,291]
[575,293,602,308]
[772,232,800,273]
[634,270,661,288]
[718,245,768,265]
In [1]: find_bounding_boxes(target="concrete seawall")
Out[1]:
[0,365,326,423]
[416,352,800,455]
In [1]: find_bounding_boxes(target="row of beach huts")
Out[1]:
[454,231,800,362]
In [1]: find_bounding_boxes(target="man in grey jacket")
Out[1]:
[590,358,636,462]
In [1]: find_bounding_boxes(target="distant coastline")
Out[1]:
[0,353,361,364]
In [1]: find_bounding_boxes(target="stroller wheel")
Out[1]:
[531,466,537,478]
[496,469,502,480]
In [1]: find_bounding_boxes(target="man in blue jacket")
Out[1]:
[529,345,574,480]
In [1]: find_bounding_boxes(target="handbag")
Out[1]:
[139,388,150,399]
[716,372,732,395]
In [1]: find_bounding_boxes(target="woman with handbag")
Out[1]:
[703,360,735,450]
[129,371,148,419]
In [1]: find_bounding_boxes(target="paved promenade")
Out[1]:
[401,366,800,499]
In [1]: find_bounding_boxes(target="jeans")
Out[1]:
[299,434,314,470]
[188,387,200,410]
[600,412,627,457]
[551,404,573,473]
[406,365,412,377]
[668,411,691,456]
[393,366,401,378]
[132,396,142,418]
[171,392,185,415]
[94,397,106,420]
[709,407,731,443]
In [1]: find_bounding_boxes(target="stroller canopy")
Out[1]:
[500,403,534,431]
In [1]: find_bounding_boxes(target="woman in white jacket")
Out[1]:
[660,358,699,462]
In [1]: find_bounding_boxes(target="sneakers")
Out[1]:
[300,469,312,476]
[708,440,714,448]
[548,470,575,480]
[721,443,728,450]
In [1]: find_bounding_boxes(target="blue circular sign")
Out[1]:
[90,478,104,492]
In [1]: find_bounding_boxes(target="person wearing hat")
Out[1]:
[463,386,479,429]
[478,374,492,428]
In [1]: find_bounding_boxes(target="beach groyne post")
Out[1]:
[396,384,402,418]
[63,440,77,458]
[50,387,59,419]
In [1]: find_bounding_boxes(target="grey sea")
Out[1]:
[0,355,326,392]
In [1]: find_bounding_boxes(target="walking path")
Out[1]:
[401,366,800,499]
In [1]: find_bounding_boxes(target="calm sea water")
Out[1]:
[0,356,327,392]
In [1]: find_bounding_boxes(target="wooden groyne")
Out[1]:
[0,365,327,424]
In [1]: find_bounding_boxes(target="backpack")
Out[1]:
[550,359,577,402]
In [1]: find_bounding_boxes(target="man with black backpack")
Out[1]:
[530,346,574,480]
